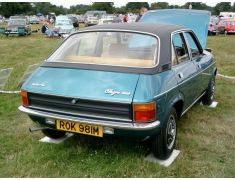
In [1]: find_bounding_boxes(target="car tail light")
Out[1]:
[133,102,156,122]
[21,90,28,107]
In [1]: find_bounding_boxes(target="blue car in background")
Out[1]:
[55,15,74,35]
[19,10,217,160]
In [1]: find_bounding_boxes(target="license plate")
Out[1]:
[56,120,103,137]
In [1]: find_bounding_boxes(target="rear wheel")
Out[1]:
[151,108,177,160]
[42,129,66,139]
[202,76,215,105]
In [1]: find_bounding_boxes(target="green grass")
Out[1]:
[0,27,235,177]
[207,34,235,76]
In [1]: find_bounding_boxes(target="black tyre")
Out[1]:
[202,76,215,105]
[42,129,66,139]
[151,108,177,160]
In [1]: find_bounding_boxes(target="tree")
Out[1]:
[91,2,114,14]
[114,6,126,14]
[150,2,169,10]
[213,2,232,15]
[0,2,32,17]
[69,4,92,14]
[32,2,67,15]
[126,2,149,13]
[168,5,181,9]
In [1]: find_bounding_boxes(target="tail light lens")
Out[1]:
[133,102,156,122]
[21,90,28,107]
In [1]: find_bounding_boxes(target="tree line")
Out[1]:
[0,2,235,18]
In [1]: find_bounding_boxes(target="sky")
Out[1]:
[49,0,233,8]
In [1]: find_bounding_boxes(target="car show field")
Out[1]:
[0,24,235,177]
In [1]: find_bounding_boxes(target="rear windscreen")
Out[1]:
[47,31,159,68]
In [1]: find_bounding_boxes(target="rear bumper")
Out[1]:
[19,105,160,131]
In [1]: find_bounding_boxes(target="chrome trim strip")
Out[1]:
[46,29,161,69]
[28,106,132,122]
[181,91,206,116]
[19,106,160,131]
[154,62,215,98]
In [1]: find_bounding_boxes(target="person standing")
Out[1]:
[123,14,128,23]
[135,7,148,22]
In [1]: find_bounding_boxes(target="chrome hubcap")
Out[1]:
[166,115,176,150]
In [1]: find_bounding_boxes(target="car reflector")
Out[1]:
[21,90,28,107]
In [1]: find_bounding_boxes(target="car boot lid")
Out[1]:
[22,67,140,103]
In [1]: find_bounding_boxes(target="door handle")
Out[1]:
[178,72,184,79]
[198,64,201,69]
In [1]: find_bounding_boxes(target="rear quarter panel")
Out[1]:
[133,70,178,127]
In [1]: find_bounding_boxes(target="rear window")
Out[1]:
[47,31,159,68]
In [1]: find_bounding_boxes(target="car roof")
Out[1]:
[83,22,187,38]
[10,16,27,20]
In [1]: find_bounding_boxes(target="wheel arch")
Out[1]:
[173,100,184,119]
[163,92,184,122]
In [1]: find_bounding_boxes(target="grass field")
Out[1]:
[0,24,235,177]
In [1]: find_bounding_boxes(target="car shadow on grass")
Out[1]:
[62,133,151,158]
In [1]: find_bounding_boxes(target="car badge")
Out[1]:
[71,99,78,104]
[105,89,131,96]
[32,83,45,87]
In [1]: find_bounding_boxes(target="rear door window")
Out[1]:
[172,33,190,64]
[184,32,201,59]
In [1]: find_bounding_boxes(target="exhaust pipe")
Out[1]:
[29,127,47,133]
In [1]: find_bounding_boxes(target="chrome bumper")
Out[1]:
[18,106,160,131]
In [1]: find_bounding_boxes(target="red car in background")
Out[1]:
[224,20,235,33]
[217,19,235,34]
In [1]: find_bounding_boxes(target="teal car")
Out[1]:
[19,10,217,160]
[55,16,74,35]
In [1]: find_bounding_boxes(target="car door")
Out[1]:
[172,32,199,108]
[184,31,210,94]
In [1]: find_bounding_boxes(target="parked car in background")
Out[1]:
[219,12,235,19]
[128,14,138,23]
[84,11,106,26]
[84,15,99,26]
[4,18,9,23]
[112,15,122,23]
[7,16,31,35]
[19,10,216,160]
[77,15,85,23]
[29,16,40,24]
[55,15,74,35]
[224,19,235,34]
[98,16,114,25]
